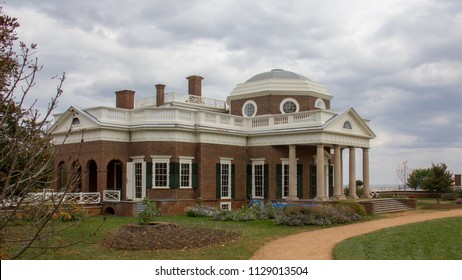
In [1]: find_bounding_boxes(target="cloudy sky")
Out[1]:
[4,0,462,185]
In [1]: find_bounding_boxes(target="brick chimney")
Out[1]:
[186,75,204,97]
[155,84,166,107]
[115,90,135,109]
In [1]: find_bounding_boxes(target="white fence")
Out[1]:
[2,189,123,208]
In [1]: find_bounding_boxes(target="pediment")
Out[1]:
[49,107,100,135]
[323,108,375,139]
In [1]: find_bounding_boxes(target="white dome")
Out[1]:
[228,69,331,101]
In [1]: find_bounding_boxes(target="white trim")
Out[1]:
[219,160,232,199]
[280,98,300,114]
[152,157,170,189]
[220,157,234,162]
[242,100,257,117]
[220,202,232,211]
[132,158,146,201]
[252,160,265,199]
[315,98,326,109]
[179,157,193,189]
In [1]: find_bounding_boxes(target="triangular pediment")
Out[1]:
[49,107,100,135]
[323,108,376,139]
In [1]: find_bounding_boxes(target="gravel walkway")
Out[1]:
[251,209,462,260]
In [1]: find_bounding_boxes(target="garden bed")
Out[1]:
[101,222,241,250]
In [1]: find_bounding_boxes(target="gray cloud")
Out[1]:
[4,0,462,183]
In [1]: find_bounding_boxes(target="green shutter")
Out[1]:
[264,164,269,199]
[192,163,198,189]
[146,162,153,189]
[329,165,334,197]
[231,164,235,199]
[310,165,317,199]
[170,162,179,189]
[276,164,282,199]
[297,164,303,199]
[246,164,252,199]
[216,163,221,199]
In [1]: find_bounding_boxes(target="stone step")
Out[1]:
[373,199,413,214]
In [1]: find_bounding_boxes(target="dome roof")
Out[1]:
[246,69,311,83]
[228,69,331,101]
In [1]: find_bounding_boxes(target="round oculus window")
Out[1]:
[242,101,257,117]
[280,98,299,114]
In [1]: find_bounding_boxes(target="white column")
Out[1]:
[361,148,371,198]
[316,144,327,200]
[333,146,345,199]
[287,145,298,200]
[348,147,358,199]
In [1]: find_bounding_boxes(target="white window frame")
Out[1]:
[220,202,232,211]
[151,155,171,189]
[220,158,233,199]
[315,98,326,109]
[280,98,300,114]
[179,156,194,189]
[281,159,290,199]
[131,156,146,201]
[242,100,257,117]
[252,159,265,199]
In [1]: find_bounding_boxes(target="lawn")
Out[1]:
[4,214,318,260]
[333,216,462,260]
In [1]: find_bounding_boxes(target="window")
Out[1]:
[220,202,231,211]
[252,161,265,198]
[134,162,143,198]
[221,160,231,198]
[71,117,80,125]
[280,98,299,114]
[152,156,171,188]
[242,100,257,117]
[343,120,352,130]
[179,157,194,189]
[131,156,146,201]
[282,161,289,198]
[315,98,326,109]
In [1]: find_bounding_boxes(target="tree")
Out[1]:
[396,160,411,190]
[0,6,101,259]
[421,163,454,204]
[407,168,432,190]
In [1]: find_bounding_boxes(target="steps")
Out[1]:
[373,199,414,214]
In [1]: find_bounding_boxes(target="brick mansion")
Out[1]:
[50,69,376,215]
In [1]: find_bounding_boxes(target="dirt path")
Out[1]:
[251,209,462,260]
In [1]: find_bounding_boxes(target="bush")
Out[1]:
[185,205,219,218]
[337,201,367,217]
[185,203,280,221]
[455,198,462,204]
[441,193,460,201]
[137,198,160,225]
[275,204,363,226]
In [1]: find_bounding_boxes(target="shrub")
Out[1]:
[137,198,160,225]
[441,193,459,201]
[185,205,219,217]
[275,204,362,226]
[337,201,367,216]
[455,198,462,204]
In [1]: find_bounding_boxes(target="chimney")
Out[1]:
[115,90,135,109]
[186,75,204,97]
[155,84,166,107]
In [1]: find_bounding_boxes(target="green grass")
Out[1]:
[333,217,462,260]
[4,215,318,260]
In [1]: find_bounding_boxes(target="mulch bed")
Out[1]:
[101,222,241,250]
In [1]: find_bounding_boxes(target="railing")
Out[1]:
[164,92,227,110]
[3,190,102,207]
[83,105,337,133]
[103,190,121,202]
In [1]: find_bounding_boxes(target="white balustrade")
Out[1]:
[103,190,121,202]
